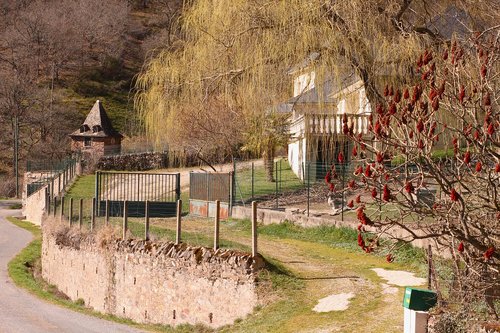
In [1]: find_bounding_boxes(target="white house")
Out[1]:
[281,60,372,180]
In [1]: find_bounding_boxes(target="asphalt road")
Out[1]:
[0,201,143,333]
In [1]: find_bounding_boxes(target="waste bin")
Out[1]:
[403,287,437,333]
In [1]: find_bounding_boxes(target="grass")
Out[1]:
[65,174,96,199]
[234,158,304,203]
[8,203,22,209]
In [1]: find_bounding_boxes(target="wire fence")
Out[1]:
[233,158,356,218]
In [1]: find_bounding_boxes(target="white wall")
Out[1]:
[293,72,315,97]
[288,137,307,180]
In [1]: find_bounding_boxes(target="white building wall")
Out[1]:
[293,72,316,97]
[288,137,307,180]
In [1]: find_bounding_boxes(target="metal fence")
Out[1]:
[233,158,355,217]
[95,171,180,218]
[189,172,234,218]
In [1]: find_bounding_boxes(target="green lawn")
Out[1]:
[234,158,304,204]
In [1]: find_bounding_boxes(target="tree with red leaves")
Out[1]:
[340,33,499,319]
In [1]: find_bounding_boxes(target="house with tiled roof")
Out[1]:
[69,100,123,156]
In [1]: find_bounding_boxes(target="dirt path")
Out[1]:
[151,218,426,333]
[0,202,143,333]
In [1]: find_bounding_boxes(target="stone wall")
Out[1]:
[96,152,168,171]
[42,227,263,328]
[23,184,48,225]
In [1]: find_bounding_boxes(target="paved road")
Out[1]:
[0,201,143,333]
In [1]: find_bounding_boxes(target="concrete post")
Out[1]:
[145,200,150,241]
[122,200,128,239]
[251,201,258,257]
[78,198,83,230]
[175,199,182,245]
[69,197,73,226]
[91,198,96,232]
[214,200,220,250]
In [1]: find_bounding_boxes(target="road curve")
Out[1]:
[0,201,143,333]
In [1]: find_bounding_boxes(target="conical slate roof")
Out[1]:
[70,100,122,138]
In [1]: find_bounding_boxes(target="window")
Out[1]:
[92,125,102,133]
[84,137,91,147]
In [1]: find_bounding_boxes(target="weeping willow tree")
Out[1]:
[135,0,498,168]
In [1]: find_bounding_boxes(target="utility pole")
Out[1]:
[14,115,19,198]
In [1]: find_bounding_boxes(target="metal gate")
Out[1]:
[189,172,233,218]
[95,171,180,217]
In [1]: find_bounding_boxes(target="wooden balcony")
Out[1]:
[290,113,370,138]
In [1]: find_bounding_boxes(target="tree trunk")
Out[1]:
[263,146,275,182]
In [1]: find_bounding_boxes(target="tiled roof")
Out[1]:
[70,100,123,138]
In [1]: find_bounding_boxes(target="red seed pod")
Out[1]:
[421,70,430,81]
[429,89,438,101]
[417,119,424,133]
[481,64,487,78]
[418,139,424,149]
[458,242,464,253]
[430,62,436,72]
[452,137,458,147]
[383,185,391,201]
[352,145,358,157]
[409,130,414,139]
[459,85,465,105]
[343,122,349,135]
[405,182,414,194]
[464,151,471,164]
[450,188,459,202]
[354,165,363,175]
[432,97,439,111]
[357,224,364,231]
[386,254,394,263]
[364,165,372,178]
[442,50,448,60]
[347,200,354,208]
[384,173,390,181]
[338,151,345,163]
[376,152,383,163]
[416,54,423,68]
[487,123,495,136]
[474,130,480,140]
[384,84,389,97]
[376,103,384,115]
[394,89,401,103]
[484,246,495,260]
[374,121,382,136]
[357,233,364,247]
[495,163,500,173]
[389,102,397,115]
[483,92,491,106]
[355,194,361,204]
[342,113,348,124]
[412,85,421,103]
[348,180,356,189]
[325,171,331,184]
[403,88,410,99]
[329,183,335,192]
[475,161,482,172]
[371,187,378,198]
[438,81,445,96]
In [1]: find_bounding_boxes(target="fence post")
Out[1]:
[122,200,128,239]
[53,197,57,217]
[275,161,278,209]
[47,193,51,215]
[251,162,254,200]
[176,199,182,245]
[176,173,181,201]
[69,197,73,226]
[145,200,150,241]
[95,171,100,216]
[228,172,233,215]
[251,201,258,257]
[214,200,220,250]
[105,199,110,225]
[307,162,310,217]
[341,162,345,221]
[79,198,83,230]
[90,198,95,231]
[428,244,433,289]
[60,196,65,222]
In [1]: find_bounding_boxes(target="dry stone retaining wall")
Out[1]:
[42,226,263,328]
